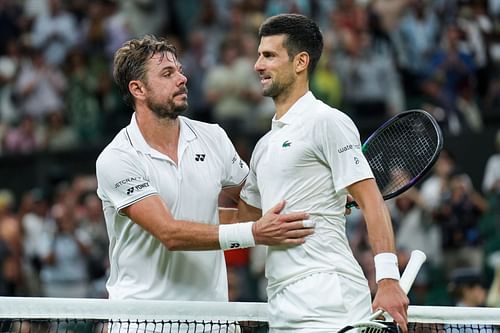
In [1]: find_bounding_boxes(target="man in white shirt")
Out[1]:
[237,14,409,332]
[95,35,314,303]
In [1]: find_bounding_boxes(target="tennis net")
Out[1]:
[0,297,499,333]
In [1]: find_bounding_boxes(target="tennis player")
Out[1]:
[95,35,314,304]
[237,14,409,332]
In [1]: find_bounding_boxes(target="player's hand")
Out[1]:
[253,200,313,246]
[372,279,409,333]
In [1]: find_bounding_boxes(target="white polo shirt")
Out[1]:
[240,92,374,298]
[96,114,248,301]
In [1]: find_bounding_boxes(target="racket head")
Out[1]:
[338,321,400,333]
[362,110,443,200]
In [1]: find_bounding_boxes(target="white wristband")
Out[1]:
[374,252,400,283]
[219,222,255,250]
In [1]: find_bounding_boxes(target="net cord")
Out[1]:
[0,298,499,325]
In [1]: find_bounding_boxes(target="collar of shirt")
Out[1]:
[126,113,197,160]
[271,91,315,130]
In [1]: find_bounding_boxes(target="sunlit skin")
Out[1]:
[254,35,310,119]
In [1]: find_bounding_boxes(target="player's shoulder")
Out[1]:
[180,116,227,140]
[96,127,136,168]
[310,99,356,129]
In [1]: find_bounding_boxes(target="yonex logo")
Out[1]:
[195,154,206,161]
[126,187,134,195]
[230,242,240,248]
[282,140,292,148]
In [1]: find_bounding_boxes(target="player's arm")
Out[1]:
[122,194,312,251]
[347,178,409,333]
[218,185,243,225]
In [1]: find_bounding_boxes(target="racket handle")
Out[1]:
[369,250,427,320]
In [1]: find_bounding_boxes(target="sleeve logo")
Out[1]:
[125,182,150,195]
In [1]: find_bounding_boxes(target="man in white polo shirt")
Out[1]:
[95,35,314,304]
[237,14,409,332]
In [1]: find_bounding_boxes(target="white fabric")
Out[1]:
[240,91,374,329]
[482,153,500,194]
[219,221,255,250]
[374,252,400,282]
[268,272,371,332]
[96,114,249,301]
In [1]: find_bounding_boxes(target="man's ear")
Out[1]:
[129,80,145,101]
[294,51,310,75]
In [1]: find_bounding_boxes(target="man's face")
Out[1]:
[254,35,296,98]
[143,51,188,119]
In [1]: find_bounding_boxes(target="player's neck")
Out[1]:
[274,80,308,120]
[135,110,180,163]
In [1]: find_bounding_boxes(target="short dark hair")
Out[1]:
[113,35,178,108]
[258,14,323,76]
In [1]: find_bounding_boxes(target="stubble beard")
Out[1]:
[262,73,294,99]
[147,95,188,120]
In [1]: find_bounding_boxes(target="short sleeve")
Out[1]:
[316,113,373,191]
[216,126,249,188]
[240,150,262,209]
[96,148,158,212]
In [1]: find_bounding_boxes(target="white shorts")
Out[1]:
[268,272,371,333]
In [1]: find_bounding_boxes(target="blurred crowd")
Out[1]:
[0,0,499,309]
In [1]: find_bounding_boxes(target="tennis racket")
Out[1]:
[337,250,427,333]
[346,110,443,209]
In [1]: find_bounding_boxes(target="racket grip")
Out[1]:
[369,250,427,320]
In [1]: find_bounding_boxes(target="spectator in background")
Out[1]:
[18,188,51,296]
[0,189,24,295]
[434,170,488,275]
[0,39,23,127]
[180,28,213,123]
[42,110,78,152]
[65,48,102,145]
[392,0,440,100]
[39,202,91,298]
[448,268,488,308]
[335,27,404,125]
[12,47,66,121]
[78,192,108,298]
[310,31,342,109]
[203,36,262,141]
[3,115,43,154]
[420,148,456,211]
[445,268,495,333]
[420,23,476,135]
[0,0,25,55]
[30,0,78,66]
[482,129,500,195]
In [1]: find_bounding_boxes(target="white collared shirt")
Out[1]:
[96,114,248,301]
[241,92,373,296]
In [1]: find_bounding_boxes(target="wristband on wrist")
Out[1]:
[374,252,400,283]
[219,222,255,250]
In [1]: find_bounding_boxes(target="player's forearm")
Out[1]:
[348,179,396,254]
[364,201,397,254]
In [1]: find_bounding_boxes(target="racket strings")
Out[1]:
[364,114,440,197]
